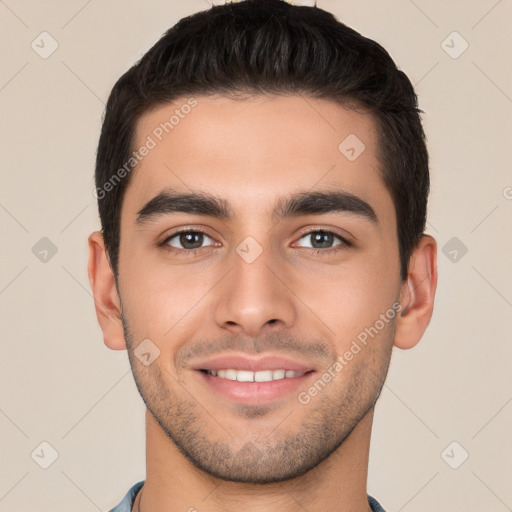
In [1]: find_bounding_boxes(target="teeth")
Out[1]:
[207,369,305,381]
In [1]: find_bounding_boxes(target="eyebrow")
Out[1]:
[135,188,378,226]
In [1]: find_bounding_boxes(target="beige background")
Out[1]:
[1,0,511,510]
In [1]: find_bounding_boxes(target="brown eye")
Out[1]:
[296,230,347,250]
[164,230,214,250]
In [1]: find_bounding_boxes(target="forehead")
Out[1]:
[125,94,393,225]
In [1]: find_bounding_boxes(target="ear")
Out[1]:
[87,231,127,350]
[394,235,438,350]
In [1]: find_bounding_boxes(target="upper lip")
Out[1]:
[191,354,315,373]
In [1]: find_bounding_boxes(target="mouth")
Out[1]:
[190,353,318,404]
[193,363,316,405]
[200,368,310,382]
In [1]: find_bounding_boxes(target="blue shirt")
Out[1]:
[108,480,387,511]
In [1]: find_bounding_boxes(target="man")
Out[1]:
[88,0,437,510]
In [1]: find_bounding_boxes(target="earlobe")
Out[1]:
[87,231,127,350]
[394,235,438,350]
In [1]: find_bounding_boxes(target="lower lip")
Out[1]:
[195,370,316,405]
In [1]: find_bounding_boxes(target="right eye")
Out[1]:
[162,229,216,252]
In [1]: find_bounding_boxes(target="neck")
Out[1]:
[138,407,375,512]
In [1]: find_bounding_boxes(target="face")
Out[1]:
[117,94,403,483]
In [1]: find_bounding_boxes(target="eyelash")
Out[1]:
[159,228,352,257]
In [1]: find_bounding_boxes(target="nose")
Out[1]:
[212,240,297,338]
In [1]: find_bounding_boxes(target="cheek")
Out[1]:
[290,251,399,349]
[119,251,212,346]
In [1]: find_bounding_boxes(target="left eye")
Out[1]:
[295,230,346,250]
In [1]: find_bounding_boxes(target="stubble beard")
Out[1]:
[122,315,393,484]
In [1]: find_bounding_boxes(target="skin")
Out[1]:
[88,94,437,512]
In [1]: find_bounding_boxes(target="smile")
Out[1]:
[203,369,307,382]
